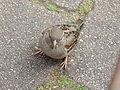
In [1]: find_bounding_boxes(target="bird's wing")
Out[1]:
[64,29,80,53]
[57,24,81,53]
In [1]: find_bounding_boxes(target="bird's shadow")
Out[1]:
[28,45,62,73]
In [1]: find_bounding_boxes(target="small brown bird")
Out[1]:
[34,19,84,69]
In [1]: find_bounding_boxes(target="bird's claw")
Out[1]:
[32,47,43,55]
[60,56,68,70]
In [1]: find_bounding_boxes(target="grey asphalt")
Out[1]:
[0,0,120,90]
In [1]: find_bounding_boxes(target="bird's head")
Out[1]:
[49,27,64,49]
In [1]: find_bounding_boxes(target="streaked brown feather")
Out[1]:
[64,31,79,53]
[55,23,83,53]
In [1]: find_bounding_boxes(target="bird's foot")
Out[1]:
[32,47,43,55]
[60,56,68,70]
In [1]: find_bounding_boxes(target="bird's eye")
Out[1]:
[56,39,60,42]
[45,32,49,36]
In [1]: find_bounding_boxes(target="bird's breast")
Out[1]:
[39,36,68,59]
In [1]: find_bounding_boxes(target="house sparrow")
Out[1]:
[34,19,84,69]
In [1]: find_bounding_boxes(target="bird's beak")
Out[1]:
[53,40,57,48]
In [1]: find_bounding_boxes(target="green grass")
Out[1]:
[45,2,61,12]
[33,0,94,23]
[34,0,95,17]
[34,0,63,13]
[36,75,87,90]
[77,0,94,14]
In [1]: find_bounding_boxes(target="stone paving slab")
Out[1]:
[0,0,120,90]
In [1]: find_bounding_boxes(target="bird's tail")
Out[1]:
[75,19,84,31]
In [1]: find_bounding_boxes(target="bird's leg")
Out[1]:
[32,47,43,55]
[60,56,68,69]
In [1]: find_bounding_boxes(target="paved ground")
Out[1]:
[0,0,120,90]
